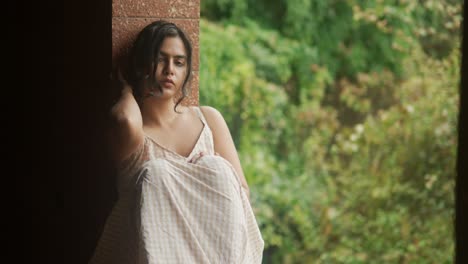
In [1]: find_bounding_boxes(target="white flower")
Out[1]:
[355,124,364,134]
[425,174,437,189]
[405,105,414,113]
[327,207,338,219]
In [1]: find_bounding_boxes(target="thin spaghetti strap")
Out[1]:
[193,106,208,125]
[192,106,215,154]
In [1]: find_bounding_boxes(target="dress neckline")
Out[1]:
[144,108,206,160]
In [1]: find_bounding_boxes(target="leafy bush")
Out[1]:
[199,0,460,261]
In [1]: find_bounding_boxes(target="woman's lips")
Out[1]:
[161,79,174,87]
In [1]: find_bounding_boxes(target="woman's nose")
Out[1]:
[164,61,174,75]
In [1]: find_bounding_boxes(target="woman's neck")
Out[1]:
[140,98,183,128]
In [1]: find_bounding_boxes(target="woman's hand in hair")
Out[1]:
[108,67,145,164]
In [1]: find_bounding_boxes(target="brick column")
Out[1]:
[112,0,200,106]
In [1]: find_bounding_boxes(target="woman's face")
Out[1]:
[154,36,188,98]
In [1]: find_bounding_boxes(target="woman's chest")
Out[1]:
[145,118,205,158]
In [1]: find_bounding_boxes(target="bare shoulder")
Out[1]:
[199,105,234,152]
[199,106,226,127]
[199,105,233,144]
[199,105,221,116]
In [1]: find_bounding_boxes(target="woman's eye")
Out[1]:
[176,61,185,66]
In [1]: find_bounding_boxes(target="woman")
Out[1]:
[89,20,264,263]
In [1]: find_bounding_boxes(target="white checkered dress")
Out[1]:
[89,107,264,263]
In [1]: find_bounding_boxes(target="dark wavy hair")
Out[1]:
[127,20,193,112]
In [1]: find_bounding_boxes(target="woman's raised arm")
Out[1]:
[108,71,145,163]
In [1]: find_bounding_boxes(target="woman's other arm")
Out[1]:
[108,72,144,163]
[200,106,250,200]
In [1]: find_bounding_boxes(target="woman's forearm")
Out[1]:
[110,85,142,126]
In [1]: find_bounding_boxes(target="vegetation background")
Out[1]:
[199,1,463,263]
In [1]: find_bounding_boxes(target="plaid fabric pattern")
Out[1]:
[89,107,264,263]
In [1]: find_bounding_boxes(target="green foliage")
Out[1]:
[201,0,462,78]
[199,0,460,262]
[313,46,458,263]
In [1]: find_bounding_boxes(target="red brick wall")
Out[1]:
[112,0,200,105]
